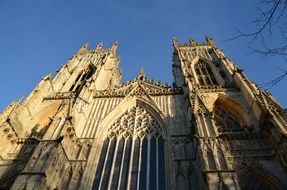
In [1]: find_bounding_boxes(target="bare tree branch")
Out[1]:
[227,0,287,87]
[226,0,282,41]
[260,69,287,88]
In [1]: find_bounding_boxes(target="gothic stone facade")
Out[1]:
[0,37,287,190]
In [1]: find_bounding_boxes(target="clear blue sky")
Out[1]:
[0,0,286,112]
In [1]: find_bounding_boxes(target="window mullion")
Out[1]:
[205,67,211,85]
[92,139,109,189]
[137,138,143,190]
[200,67,207,86]
[146,136,151,190]
[127,137,135,189]
[73,72,85,91]
[110,138,124,189]
[107,139,119,189]
[117,139,127,190]
[93,106,166,190]
[98,139,111,189]
[119,138,131,189]
[156,137,159,190]
[204,67,212,85]
[158,137,166,190]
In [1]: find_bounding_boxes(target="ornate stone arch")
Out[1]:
[238,164,283,190]
[209,94,252,127]
[84,97,170,189]
[95,97,169,139]
[190,56,224,86]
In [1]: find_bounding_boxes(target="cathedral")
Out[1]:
[0,36,287,190]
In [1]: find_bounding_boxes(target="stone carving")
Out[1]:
[107,106,163,138]
[43,91,76,100]
[0,38,286,190]
[94,78,183,98]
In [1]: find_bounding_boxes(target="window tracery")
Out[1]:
[214,105,242,132]
[69,65,95,92]
[194,60,218,86]
[92,106,166,190]
[243,175,268,190]
[240,174,278,190]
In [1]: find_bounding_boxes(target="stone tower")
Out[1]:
[0,37,286,190]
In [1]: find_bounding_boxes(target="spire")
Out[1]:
[140,67,145,76]
[95,42,103,51]
[205,35,216,46]
[137,67,146,80]
[111,41,118,53]
[78,43,89,53]
[172,37,178,47]
[189,36,196,46]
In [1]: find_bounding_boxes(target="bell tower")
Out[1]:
[0,42,123,188]
[0,38,286,190]
[173,36,287,189]
[93,41,121,90]
[54,41,121,94]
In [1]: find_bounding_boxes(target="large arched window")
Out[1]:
[214,105,242,132]
[242,175,269,190]
[240,172,280,190]
[92,106,166,190]
[194,60,218,86]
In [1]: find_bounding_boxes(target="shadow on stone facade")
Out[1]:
[0,126,44,189]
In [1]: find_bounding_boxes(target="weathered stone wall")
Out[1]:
[0,38,286,189]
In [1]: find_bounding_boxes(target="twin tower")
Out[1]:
[0,37,286,189]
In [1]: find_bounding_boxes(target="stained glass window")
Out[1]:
[92,106,166,190]
[119,138,131,189]
[139,138,148,190]
[100,138,116,189]
[130,138,140,189]
[158,137,166,190]
[110,138,124,189]
[149,138,157,189]
[92,138,109,189]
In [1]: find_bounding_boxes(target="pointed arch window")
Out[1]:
[69,64,95,92]
[243,176,269,190]
[240,172,280,190]
[92,106,166,190]
[194,60,218,86]
[214,105,242,132]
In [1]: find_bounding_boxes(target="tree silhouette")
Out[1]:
[228,0,287,87]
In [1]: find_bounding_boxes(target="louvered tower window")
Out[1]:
[69,65,95,92]
[194,61,218,86]
[92,106,166,190]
